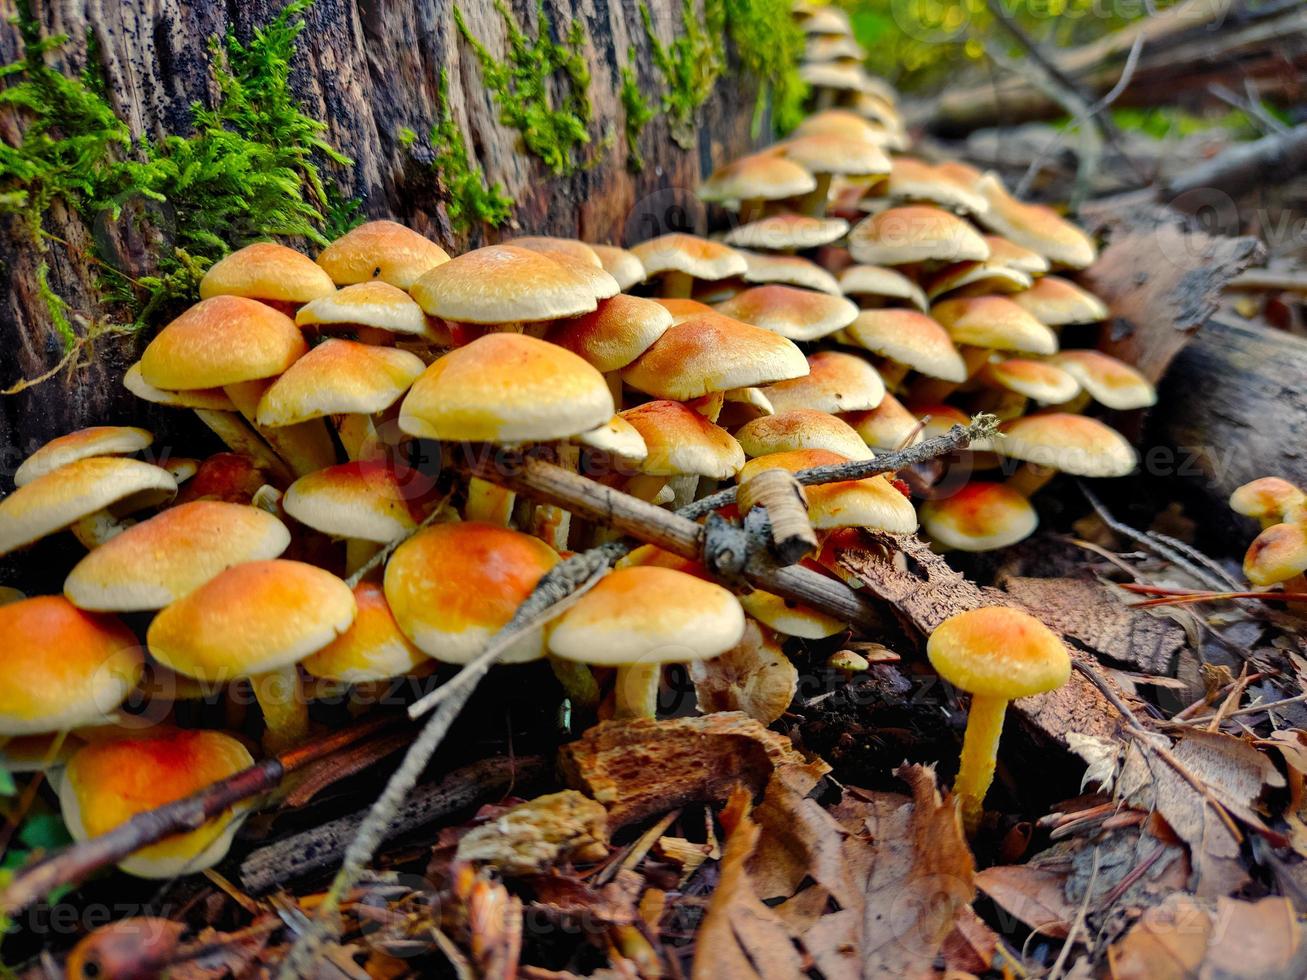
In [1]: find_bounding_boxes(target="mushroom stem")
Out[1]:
[346,540,381,577]
[661,271,694,298]
[955,692,1008,836]
[1006,462,1056,498]
[912,346,991,403]
[249,666,309,752]
[547,656,600,712]
[70,511,132,549]
[336,414,380,461]
[1055,390,1093,415]
[876,360,910,393]
[970,386,1028,421]
[465,477,517,525]
[614,663,661,719]
[192,409,294,485]
[224,381,337,477]
[799,172,834,217]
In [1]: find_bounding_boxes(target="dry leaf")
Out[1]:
[560,712,820,828]
[527,869,642,928]
[456,791,609,876]
[1066,731,1124,794]
[690,620,798,724]
[1109,894,1307,980]
[941,905,1000,975]
[690,786,807,980]
[975,863,1075,939]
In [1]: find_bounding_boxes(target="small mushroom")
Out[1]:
[827,649,869,683]
[629,234,747,299]
[200,242,336,315]
[928,606,1070,834]
[315,219,451,289]
[920,483,1038,552]
[1231,477,1307,530]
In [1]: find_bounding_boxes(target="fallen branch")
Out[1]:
[1163,122,1307,203]
[0,717,401,919]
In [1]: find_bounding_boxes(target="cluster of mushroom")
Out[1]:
[0,2,1138,875]
[1232,477,1307,598]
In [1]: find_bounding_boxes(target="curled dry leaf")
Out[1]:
[559,712,820,828]
[1109,894,1307,980]
[1066,731,1124,794]
[689,620,798,724]
[527,869,642,929]
[455,791,609,876]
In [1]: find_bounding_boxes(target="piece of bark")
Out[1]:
[1077,199,1265,384]
[833,531,1125,744]
[454,791,609,877]
[998,576,1185,676]
[558,713,819,829]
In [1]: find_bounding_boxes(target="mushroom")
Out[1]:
[993,413,1137,496]
[13,426,153,486]
[843,308,966,391]
[0,457,178,555]
[741,586,848,639]
[1230,477,1307,530]
[629,234,747,299]
[0,596,144,737]
[548,294,674,409]
[792,108,898,147]
[147,560,356,750]
[698,153,817,223]
[256,338,425,460]
[619,400,745,506]
[737,449,918,532]
[848,206,990,268]
[759,351,885,415]
[714,284,858,342]
[59,729,255,877]
[1049,350,1157,412]
[1244,520,1307,603]
[778,134,891,216]
[138,295,334,476]
[1011,276,1109,326]
[841,392,923,453]
[838,264,929,312]
[589,244,647,291]
[927,606,1070,834]
[973,358,1081,420]
[64,500,291,612]
[736,409,873,461]
[827,649,869,683]
[548,566,745,718]
[200,242,336,315]
[973,174,1097,270]
[409,244,599,340]
[296,280,443,347]
[315,219,451,289]
[874,157,989,216]
[737,249,842,294]
[722,214,849,256]
[920,483,1039,552]
[689,619,798,724]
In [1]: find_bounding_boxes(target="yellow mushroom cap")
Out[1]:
[630,234,747,282]
[931,296,1058,355]
[302,582,429,682]
[315,220,451,289]
[548,295,674,372]
[283,461,426,543]
[740,589,847,639]
[399,333,614,442]
[922,259,1032,300]
[849,206,990,266]
[621,400,744,478]
[921,483,1038,552]
[738,449,917,531]
[15,427,154,487]
[575,415,648,462]
[1244,522,1307,586]
[384,522,559,664]
[0,596,144,736]
[123,363,235,410]
[147,560,356,681]
[739,250,842,294]
[139,296,307,390]
[714,285,858,342]
[0,458,177,557]
[838,264,928,311]
[927,606,1069,698]
[975,175,1097,269]
[255,339,425,426]
[1012,276,1109,326]
[886,157,988,215]
[736,409,873,461]
[842,393,923,452]
[1050,350,1156,410]
[651,297,715,321]
[984,358,1080,404]
[781,134,891,177]
[760,351,885,415]
[590,244,647,291]
[983,236,1051,275]
[531,248,621,300]
[996,413,1136,477]
[548,566,745,667]
[723,214,849,252]
[793,110,885,144]
[295,281,435,337]
[60,729,255,878]
[504,236,603,267]
[64,501,291,612]
[699,153,817,205]
[200,242,336,304]
[846,309,966,382]
[621,312,808,400]
[409,245,599,324]
[1230,478,1307,524]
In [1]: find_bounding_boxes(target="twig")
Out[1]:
[1048,850,1098,980]
[346,494,455,588]
[0,717,399,918]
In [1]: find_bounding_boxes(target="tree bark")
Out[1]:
[0,0,765,472]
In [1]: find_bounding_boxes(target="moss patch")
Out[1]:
[640,0,725,150]
[724,0,808,136]
[455,0,594,177]
[619,50,656,172]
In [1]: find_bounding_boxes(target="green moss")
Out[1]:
[619,51,655,172]
[404,70,514,232]
[640,0,725,150]
[723,0,808,136]
[0,0,357,352]
[35,260,74,347]
[455,0,594,177]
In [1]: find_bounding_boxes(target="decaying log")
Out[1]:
[0,0,765,460]
[833,531,1127,745]
[1164,124,1307,202]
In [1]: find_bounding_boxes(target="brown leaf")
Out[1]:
[560,713,820,828]
[527,869,641,928]
[690,786,808,980]
[975,864,1075,939]
[455,791,609,876]
[941,905,1000,975]
[689,620,798,724]
[1109,894,1307,980]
